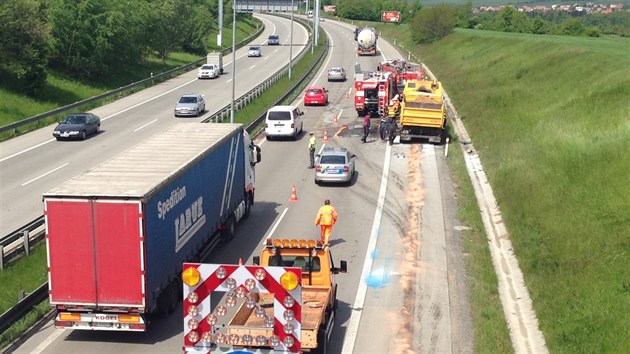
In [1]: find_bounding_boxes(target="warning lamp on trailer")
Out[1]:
[182,266,201,286]
[280,271,299,291]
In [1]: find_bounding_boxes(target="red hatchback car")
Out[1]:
[303,86,329,106]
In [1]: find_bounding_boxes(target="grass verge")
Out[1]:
[377,23,630,353]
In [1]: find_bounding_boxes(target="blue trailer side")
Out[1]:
[144,130,246,312]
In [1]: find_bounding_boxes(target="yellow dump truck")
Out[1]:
[399,80,447,143]
[182,239,347,354]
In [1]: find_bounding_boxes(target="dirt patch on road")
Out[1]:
[393,144,423,353]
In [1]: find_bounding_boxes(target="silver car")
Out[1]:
[314,147,356,185]
[174,94,205,117]
[248,46,262,57]
[327,67,347,82]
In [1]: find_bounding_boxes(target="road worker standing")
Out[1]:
[315,199,337,245]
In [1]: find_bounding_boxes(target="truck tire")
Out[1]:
[220,216,235,243]
[243,193,252,219]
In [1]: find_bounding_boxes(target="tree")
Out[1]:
[410,5,458,44]
[0,0,51,94]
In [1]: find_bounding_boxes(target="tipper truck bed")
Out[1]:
[45,123,260,331]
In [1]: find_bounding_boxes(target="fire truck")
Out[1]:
[377,59,425,93]
[354,60,426,118]
[353,70,397,117]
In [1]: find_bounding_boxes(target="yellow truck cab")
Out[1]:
[399,79,447,143]
[181,239,346,354]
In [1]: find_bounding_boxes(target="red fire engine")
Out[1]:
[354,60,425,117]
[353,71,397,117]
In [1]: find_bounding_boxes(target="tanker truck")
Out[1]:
[356,28,377,56]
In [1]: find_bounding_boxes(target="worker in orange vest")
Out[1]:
[315,199,337,245]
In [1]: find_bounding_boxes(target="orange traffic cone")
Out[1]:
[333,114,338,125]
[323,129,329,143]
[289,185,298,202]
[344,91,349,99]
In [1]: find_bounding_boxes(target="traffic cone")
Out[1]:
[344,91,349,99]
[323,129,329,143]
[333,114,338,125]
[289,185,298,202]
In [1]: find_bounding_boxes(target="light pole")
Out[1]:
[289,0,294,79]
[230,2,236,124]
[218,0,223,47]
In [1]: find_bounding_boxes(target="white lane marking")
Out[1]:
[226,79,233,83]
[266,207,289,238]
[249,65,256,70]
[29,328,66,354]
[337,109,343,121]
[274,49,278,53]
[133,119,157,132]
[341,143,392,354]
[22,163,69,186]
[314,32,334,83]
[264,56,270,61]
[0,140,54,163]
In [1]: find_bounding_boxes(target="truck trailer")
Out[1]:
[44,123,261,331]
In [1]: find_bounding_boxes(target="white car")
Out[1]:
[248,46,262,57]
[197,64,220,79]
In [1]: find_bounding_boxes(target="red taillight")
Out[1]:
[315,166,321,172]
[344,166,349,172]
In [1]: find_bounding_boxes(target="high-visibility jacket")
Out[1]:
[308,135,316,150]
[315,205,337,226]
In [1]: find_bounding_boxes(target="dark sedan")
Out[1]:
[53,113,101,140]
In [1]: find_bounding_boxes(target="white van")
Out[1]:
[264,105,304,140]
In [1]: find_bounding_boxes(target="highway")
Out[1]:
[0,14,308,236]
[4,15,473,354]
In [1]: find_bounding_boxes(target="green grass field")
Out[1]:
[378,23,630,353]
[0,16,260,128]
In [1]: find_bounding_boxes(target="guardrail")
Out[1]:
[0,21,264,136]
[0,15,329,343]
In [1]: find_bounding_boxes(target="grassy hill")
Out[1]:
[377,25,630,353]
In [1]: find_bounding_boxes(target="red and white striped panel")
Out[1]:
[183,263,302,354]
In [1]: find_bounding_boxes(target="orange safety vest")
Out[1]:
[315,205,337,226]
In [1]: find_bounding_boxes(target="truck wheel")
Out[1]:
[220,216,235,242]
[243,193,252,219]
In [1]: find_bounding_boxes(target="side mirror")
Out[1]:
[255,145,261,163]
[334,260,348,274]
[253,256,260,266]
[351,154,357,158]
[300,112,304,116]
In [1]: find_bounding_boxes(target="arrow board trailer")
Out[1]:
[44,123,261,331]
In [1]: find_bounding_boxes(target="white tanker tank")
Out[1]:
[356,28,377,56]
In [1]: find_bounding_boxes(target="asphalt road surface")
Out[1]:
[5,16,473,354]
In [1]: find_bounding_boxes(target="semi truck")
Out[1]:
[399,80,447,143]
[182,238,347,353]
[356,28,377,56]
[44,123,261,331]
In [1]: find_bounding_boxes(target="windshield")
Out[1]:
[249,46,259,50]
[267,111,291,121]
[330,68,342,73]
[200,65,213,70]
[62,115,86,124]
[307,89,323,95]
[179,96,198,104]
[269,255,321,272]
[320,155,346,164]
